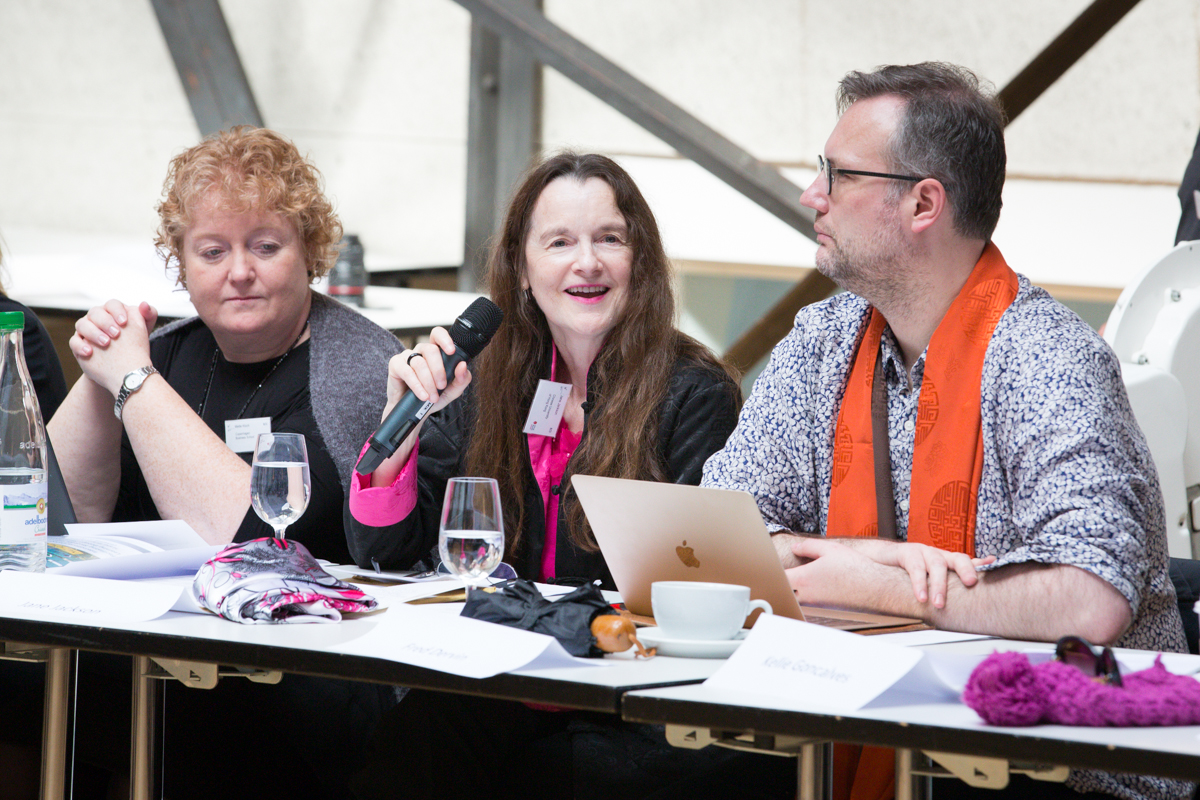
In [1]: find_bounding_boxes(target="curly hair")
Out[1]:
[154,126,342,286]
[465,152,740,554]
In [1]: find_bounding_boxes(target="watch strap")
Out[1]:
[113,366,159,420]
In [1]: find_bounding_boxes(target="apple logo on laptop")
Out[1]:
[676,540,700,569]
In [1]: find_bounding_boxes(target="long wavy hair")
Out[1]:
[465,152,739,553]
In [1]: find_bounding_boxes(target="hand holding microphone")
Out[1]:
[357,297,503,476]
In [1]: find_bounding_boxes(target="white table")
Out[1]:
[622,638,1200,799]
[0,597,726,800]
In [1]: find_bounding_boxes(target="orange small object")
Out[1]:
[590,614,656,658]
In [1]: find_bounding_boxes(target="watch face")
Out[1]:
[124,368,150,391]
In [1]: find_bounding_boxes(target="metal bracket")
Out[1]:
[664,725,813,756]
[0,641,53,661]
[920,751,1069,788]
[665,725,718,750]
[147,658,282,690]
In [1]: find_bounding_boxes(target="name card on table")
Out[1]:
[705,614,962,710]
[333,604,604,679]
[0,571,185,623]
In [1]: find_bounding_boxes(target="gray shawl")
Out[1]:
[152,291,403,493]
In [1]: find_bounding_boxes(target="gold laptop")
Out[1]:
[572,475,920,632]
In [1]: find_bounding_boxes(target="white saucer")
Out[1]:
[637,627,749,658]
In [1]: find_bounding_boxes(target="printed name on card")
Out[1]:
[226,417,271,453]
[523,380,572,436]
[704,614,927,710]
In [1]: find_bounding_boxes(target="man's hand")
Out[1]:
[776,533,995,609]
[784,538,886,609]
[842,539,996,609]
[771,531,815,569]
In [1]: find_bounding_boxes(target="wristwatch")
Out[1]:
[113,366,159,420]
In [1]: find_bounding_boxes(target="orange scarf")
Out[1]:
[827,243,1018,553]
[827,243,1017,800]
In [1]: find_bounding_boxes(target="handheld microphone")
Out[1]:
[356,297,503,475]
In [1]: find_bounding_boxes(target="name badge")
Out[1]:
[225,417,272,453]
[522,380,572,436]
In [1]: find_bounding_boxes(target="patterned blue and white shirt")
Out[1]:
[702,274,1189,800]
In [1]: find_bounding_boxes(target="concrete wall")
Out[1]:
[1,0,1198,336]
[542,0,1200,182]
[0,0,472,270]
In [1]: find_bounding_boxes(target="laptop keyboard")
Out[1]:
[804,614,861,629]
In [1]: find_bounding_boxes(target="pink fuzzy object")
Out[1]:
[963,651,1200,727]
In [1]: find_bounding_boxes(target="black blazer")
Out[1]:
[345,355,741,588]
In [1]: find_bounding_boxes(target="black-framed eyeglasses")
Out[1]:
[1054,635,1123,687]
[817,155,923,197]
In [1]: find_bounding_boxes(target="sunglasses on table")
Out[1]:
[1054,635,1123,687]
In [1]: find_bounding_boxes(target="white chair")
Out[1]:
[1104,240,1200,559]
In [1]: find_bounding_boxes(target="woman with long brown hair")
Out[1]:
[346,151,741,587]
[345,153,772,800]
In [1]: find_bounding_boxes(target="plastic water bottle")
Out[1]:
[0,312,47,572]
[329,234,367,307]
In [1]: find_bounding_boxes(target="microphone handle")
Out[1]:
[356,348,468,475]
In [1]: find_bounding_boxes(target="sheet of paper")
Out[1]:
[365,579,464,605]
[0,572,184,623]
[49,520,216,579]
[51,545,222,580]
[332,603,600,678]
[867,629,995,647]
[63,519,206,550]
[324,565,450,585]
[704,614,936,710]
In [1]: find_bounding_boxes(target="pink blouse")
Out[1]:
[348,346,580,582]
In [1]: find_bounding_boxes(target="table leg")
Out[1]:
[131,656,162,800]
[896,748,914,800]
[797,741,831,800]
[896,748,932,800]
[39,647,71,800]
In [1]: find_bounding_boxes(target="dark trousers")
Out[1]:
[350,689,796,800]
[0,652,395,800]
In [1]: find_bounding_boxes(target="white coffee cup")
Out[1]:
[651,581,772,641]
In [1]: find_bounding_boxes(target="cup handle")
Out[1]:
[748,599,772,616]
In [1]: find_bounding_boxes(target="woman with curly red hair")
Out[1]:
[51,125,400,562]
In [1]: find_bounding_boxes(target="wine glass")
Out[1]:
[438,477,505,594]
[250,432,311,539]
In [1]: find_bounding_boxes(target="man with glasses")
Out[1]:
[703,63,1188,800]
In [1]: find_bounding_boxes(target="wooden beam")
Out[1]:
[998,0,1142,123]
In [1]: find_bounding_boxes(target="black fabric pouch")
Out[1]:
[460,579,616,657]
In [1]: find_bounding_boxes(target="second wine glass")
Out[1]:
[250,432,311,539]
[438,477,504,594]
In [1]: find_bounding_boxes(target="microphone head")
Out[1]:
[448,297,504,359]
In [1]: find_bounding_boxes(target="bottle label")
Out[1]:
[1,482,47,543]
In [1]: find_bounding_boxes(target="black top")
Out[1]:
[0,294,68,421]
[1178,129,1200,244]
[113,320,349,563]
[345,355,742,588]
